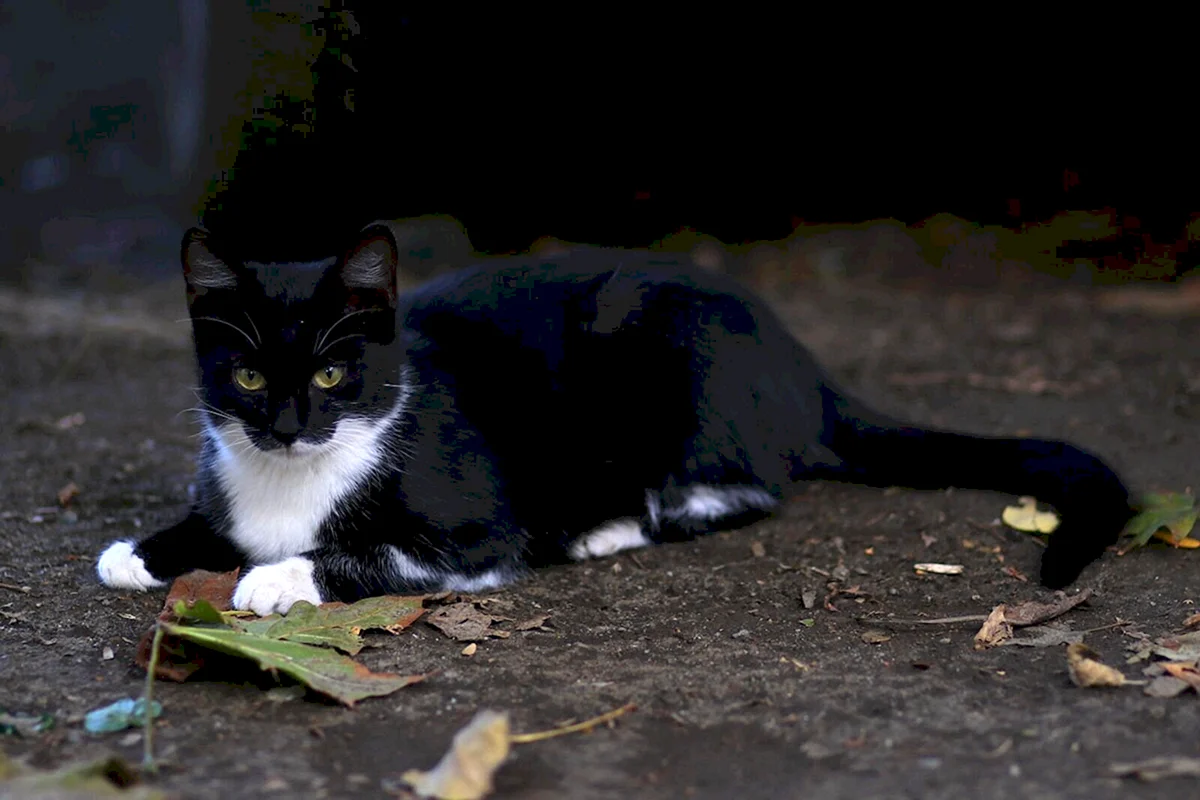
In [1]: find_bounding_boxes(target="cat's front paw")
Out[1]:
[232,557,321,616]
[96,540,167,591]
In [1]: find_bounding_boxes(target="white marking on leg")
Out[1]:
[569,519,650,561]
[232,556,321,616]
[665,485,777,522]
[443,569,511,593]
[96,540,166,591]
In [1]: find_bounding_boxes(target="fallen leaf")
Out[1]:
[1121,492,1198,552]
[161,569,240,611]
[1148,631,1200,662]
[750,541,766,558]
[514,614,551,632]
[57,481,80,507]
[1001,497,1060,534]
[1143,676,1192,698]
[999,625,1084,648]
[0,752,164,798]
[401,710,510,799]
[236,596,425,655]
[1153,531,1200,548]
[913,563,964,575]
[1161,662,1200,692]
[462,643,477,657]
[1185,613,1200,628]
[1066,642,1133,688]
[160,616,425,706]
[426,602,511,642]
[0,711,54,737]
[1110,755,1200,781]
[974,605,1013,649]
[860,630,891,644]
[1002,590,1093,626]
[83,698,162,734]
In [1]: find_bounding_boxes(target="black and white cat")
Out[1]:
[97,224,1134,615]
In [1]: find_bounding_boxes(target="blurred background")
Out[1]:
[1,2,1197,289]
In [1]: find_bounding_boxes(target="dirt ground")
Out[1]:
[1,257,1198,800]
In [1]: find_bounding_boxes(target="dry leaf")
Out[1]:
[426,603,510,642]
[1143,676,1192,698]
[1160,662,1200,692]
[1001,497,1060,534]
[514,614,551,632]
[750,541,766,558]
[860,630,891,644]
[57,481,80,507]
[999,625,1084,648]
[913,563,964,575]
[1067,642,1131,688]
[401,710,510,799]
[1109,755,1200,781]
[974,605,1012,649]
[1184,612,1200,628]
[461,643,477,657]
[135,569,241,681]
[1002,590,1093,626]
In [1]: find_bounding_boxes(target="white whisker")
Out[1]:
[317,333,366,356]
[313,309,377,355]
[192,316,259,350]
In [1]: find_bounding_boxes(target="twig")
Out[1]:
[509,702,637,744]
[0,582,31,593]
[142,624,164,774]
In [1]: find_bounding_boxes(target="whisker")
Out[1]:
[313,308,380,355]
[317,333,366,356]
[244,311,263,346]
[191,316,258,350]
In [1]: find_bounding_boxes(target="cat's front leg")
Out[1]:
[97,510,244,591]
[231,545,438,616]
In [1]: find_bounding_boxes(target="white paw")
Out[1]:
[232,557,321,616]
[96,540,167,591]
[569,519,649,561]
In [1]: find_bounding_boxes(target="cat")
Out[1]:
[96,223,1135,615]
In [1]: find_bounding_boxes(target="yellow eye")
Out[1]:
[313,365,345,390]
[233,367,266,391]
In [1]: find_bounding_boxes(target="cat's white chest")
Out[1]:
[205,418,391,563]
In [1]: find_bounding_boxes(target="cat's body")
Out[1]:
[97,225,1134,614]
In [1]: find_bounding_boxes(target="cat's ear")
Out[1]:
[341,223,398,307]
[181,228,239,305]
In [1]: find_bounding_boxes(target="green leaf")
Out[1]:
[160,621,425,706]
[233,595,425,655]
[1122,493,1199,549]
[173,597,226,624]
[0,752,165,798]
[83,698,163,734]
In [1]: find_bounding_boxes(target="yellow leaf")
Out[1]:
[402,710,510,800]
[1153,531,1200,549]
[1066,643,1129,688]
[1001,497,1060,534]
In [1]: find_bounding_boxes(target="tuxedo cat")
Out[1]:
[96,224,1134,615]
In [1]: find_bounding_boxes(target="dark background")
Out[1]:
[1,2,1194,271]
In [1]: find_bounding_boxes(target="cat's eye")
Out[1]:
[233,367,266,391]
[313,365,345,390]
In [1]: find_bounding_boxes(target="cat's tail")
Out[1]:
[808,386,1134,589]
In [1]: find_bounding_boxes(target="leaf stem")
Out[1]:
[509,702,637,744]
[142,623,165,774]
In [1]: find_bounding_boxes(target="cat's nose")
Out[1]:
[272,406,303,446]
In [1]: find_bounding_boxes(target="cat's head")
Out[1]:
[182,223,407,457]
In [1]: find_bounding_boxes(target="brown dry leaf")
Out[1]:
[135,569,240,680]
[1002,589,1093,626]
[1149,631,1200,662]
[1143,676,1192,698]
[401,710,510,800]
[57,481,81,507]
[860,630,891,644]
[974,605,1013,649]
[1185,612,1200,629]
[1066,642,1132,688]
[1109,755,1200,781]
[750,541,766,558]
[913,563,964,575]
[514,614,551,632]
[1161,662,1200,692]
[461,643,477,657]
[999,625,1084,648]
[426,602,511,642]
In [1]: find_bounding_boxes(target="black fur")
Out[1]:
[108,224,1134,602]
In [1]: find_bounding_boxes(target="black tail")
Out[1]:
[812,387,1134,589]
